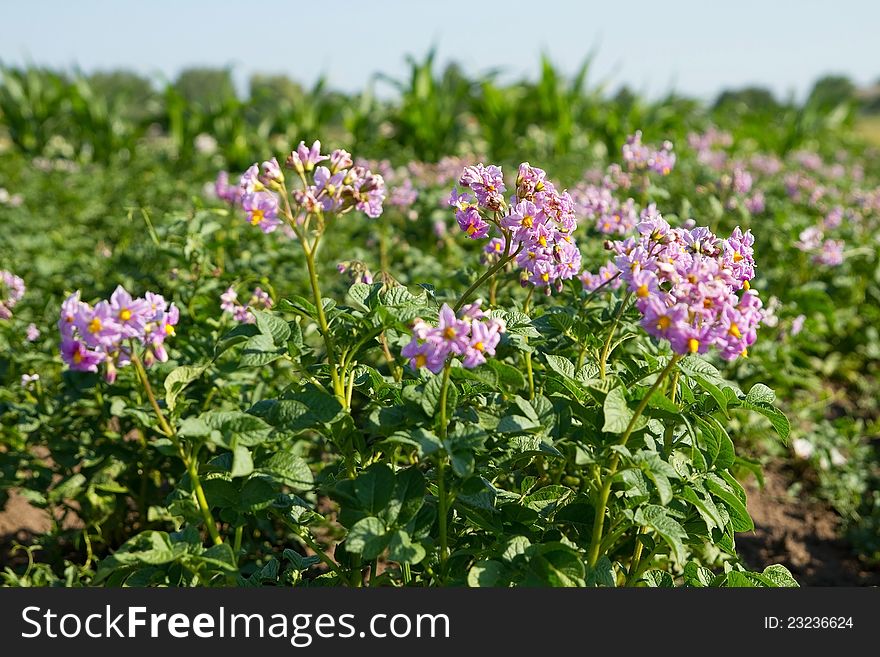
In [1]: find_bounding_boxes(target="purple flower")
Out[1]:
[287,140,328,173]
[401,302,506,373]
[215,171,243,205]
[221,286,273,324]
[60,336,104,372]
[456,206,491,239]
[260,157,283,186]
[109,285,152,339]
[75,300,123,348]
[790,314,806,336]
[26,323,40,342]
[460,318,502,368]
[814,239,844,266]
[610,208,765,360]
[242,191,282,234]
[59,288,179,378]
[0,270,25,320]
[21,372,40,389]
[458,164,506,211]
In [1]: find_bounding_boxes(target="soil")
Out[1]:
[738,465,880,586]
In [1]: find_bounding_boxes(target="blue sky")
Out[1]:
[1,0,877,100]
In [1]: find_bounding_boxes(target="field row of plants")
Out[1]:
[1,57,878,587]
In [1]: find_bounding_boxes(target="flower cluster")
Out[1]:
[586,209,764,360]
[622,131,676,175]
[59,286,179,380]
[220,286,273,324]
[450,162,582,293]
[0,271,25,320]
[794,226,844,266]
[238,141,386,235]
[402,302,506,373]
[574,183,639,235]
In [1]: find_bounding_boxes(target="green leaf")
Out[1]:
[706,474,754,532]
[382,467,426,527]
[486,359,526,389]
[586,555,615,587]
[745,383,775,405]
[497,415,542,434]
[682,485,725,533]
[231,445,253,478]
[354,464,395,515]
[240,333,284,367]
[635,504,687,563]
[238,477,277,512]
[602,386,633,433]
[683,561,717,587]
[254,389,343,432]
[251,309,291,344]
[544,354,576,380]
[468,560,505,587]
[739,400,790,443]
[346,516,389,559]
[347,282,374,311]
[761,564,799,587]
[692,374,730,416]
[164,365,207,412]
[526,543,585,587]
[202,411,271,447]
[282,549,320,572]
[259,452,314,492]
[387,530,425,564]
[643,570,674,587]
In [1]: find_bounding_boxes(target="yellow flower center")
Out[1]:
[657,316,671,331]
[119,308,132,321]
[474,341,485,352]
[538,236,547,247]
[541,272,550,282]
[443,327,457,339]
[165,324,176,336]
[733,251,743,263]
[88,318,102,333]
[73,350,83,364]
[494,242,502,252]
[636,284,650,298]
[742,280,750,290]
[741,348,748,358]
[688,338,700,353]
[415,354,427,368]
[466,223,477,236]
[728,323,742,338]
[250,209,264,225]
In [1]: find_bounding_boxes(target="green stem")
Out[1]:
[436,362,453,582]
[453,228,520,313]
[599,291,632,379]
[625,528,645,587]
[587,355,681,567]
[131,352,222,546]
[522,287,535,400]
[233,525,244,563]
[303,238,347,409]
[286,523,346,581]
